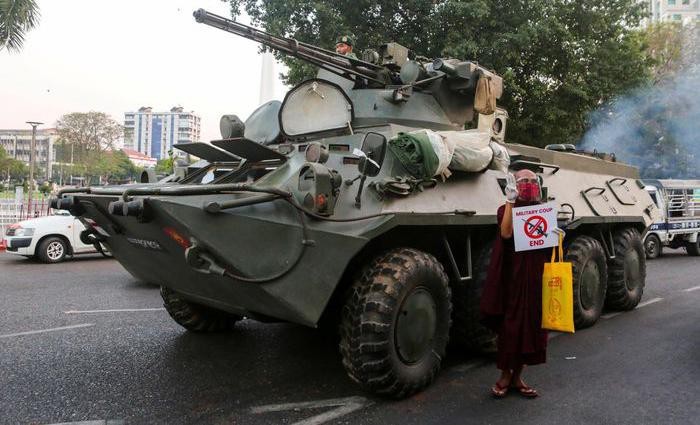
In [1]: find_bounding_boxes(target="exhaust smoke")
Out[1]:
[579,68,699,179]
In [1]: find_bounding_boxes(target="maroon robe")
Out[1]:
[480,203,549,370]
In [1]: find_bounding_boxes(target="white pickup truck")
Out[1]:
[3,211,109,263]
[644,179,700,258]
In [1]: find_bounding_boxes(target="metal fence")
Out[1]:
[0,194,51,236]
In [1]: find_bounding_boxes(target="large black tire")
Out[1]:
[339,248,451,398]
[161,287,241,332]
[686,238,700,256]
[451,242,497,353]
[565,235,608,329]
[606,228,646,311]
[644,234,662,259]
[37,236,68,263]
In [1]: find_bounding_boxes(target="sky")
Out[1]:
[0,0,288,144]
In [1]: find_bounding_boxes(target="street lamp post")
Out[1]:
[26,121,43,218]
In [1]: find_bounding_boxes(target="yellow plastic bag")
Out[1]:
[541,235,575,333]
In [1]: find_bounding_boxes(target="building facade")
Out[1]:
[122,148,157,168]
[123,106,201,160]
[647,0,700,24]
[0,128,59,180]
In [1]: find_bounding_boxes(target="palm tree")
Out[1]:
[0,0,40,52]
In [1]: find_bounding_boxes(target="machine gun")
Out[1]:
[193,9,392,87]
[194,8,504,131]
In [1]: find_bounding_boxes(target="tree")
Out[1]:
[643,21,699,84]
[55,112,123,183]
[0,0,40,52]
[578,21,700,179]
[0,145,27,183]
[228,0,652,147]
[112,150,139,181]
[155,157,173,174]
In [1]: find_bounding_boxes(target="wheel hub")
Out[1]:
[580,261,600,310]
[645,239,657,257]
[47,241,64,260]
[395,287,437,364]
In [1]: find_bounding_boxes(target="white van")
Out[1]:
[644,180,700,258]
[2,211,109,263]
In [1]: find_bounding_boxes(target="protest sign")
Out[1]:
[512,202,559,252]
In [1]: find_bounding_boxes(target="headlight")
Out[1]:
[297,163,342,216]
[14,227,34,237]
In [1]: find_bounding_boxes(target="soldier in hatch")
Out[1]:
[335,34,357,59]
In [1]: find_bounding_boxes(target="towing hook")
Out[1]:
[184,242,226,276]
[79,229,105,245]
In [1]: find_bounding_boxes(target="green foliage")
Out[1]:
[55,112,129,184]
[578,22,699,179]
[155,157,174,174]
[38,180,51,195]
[228,0,652,146]
[56,112,122,153]
[0,0,40,52]
[643,22,699,84]
[0,145,28,181]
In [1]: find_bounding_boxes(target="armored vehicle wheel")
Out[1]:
[686,238,700,256]
[37,236,68,263]
[644,234,662,259]
[565,235,608,329]
[606,228,646,311]
[161,287,241,332]
[451,242,497,353]
[339,248,451,398]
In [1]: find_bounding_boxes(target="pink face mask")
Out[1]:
[516,179,542,202]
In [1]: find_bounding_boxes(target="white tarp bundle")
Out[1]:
[393,129,512,179]
[439,130,494,173]
[408,129,455,180]
[488,140,511,172]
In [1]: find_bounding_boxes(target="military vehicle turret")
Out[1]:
[53,9,661,398]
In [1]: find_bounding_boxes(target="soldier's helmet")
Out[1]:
[335,34,355,47]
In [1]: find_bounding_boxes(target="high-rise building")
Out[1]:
[123,106,201,160]
[646,0,700,24]
[0,128,59,180]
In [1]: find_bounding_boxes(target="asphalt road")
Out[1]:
[0,249,698,425]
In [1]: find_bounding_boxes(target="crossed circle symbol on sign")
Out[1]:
[524,215,547,239]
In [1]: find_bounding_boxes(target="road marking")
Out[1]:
[64,308,166,314]
[0,323,94,339]
[46,420,124,425]
[603,298,663,319]
[636,297,663,309]
[683,285,700,292]
[251,396,370,425]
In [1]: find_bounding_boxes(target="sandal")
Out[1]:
[491,382,509,398]
[511,384,538,398]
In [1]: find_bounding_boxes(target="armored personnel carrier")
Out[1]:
[53,10,661,398]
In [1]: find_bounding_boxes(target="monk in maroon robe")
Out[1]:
[480,168,556,398]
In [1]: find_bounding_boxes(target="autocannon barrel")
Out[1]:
[193,9,389,86]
